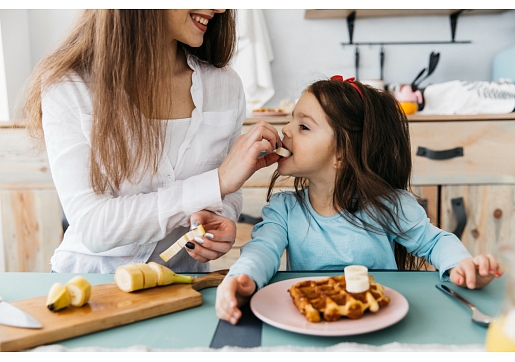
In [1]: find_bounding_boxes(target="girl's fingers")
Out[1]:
[472,254,490,276]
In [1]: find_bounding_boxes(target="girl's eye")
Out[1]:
[299,124,310,131]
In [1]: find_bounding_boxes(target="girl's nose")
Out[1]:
[281,123,292,139]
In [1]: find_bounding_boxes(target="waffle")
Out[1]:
[288,275,391,322]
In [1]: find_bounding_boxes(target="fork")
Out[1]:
[435,284,493,327]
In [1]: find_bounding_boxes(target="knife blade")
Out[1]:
[0,295,42,329]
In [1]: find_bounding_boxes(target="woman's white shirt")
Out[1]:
[42,54,246,273]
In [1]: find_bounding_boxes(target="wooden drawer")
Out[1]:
[410,121,515,185]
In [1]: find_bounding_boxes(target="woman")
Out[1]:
[22,9,281,273]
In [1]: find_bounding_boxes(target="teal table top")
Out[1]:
[0,271,505,350]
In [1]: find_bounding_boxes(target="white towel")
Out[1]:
[231,10,275,113]
[419,80,515,115]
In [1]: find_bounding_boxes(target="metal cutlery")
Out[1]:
[435,284,493,327]
[0,295,43,329]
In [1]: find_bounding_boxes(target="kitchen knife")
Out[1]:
[0,296,43,329]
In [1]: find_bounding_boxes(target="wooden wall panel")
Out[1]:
[440,185,515,257]
[1,190,62,272]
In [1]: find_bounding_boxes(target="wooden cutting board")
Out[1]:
[0,269,228,351]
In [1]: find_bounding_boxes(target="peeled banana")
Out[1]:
[65,276,92,307]
[147,262,194,286]
[115,262,194,292]
[46,282,71,312]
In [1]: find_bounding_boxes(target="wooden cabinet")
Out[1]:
[0,124,63,272]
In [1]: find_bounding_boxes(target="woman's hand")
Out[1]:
[216,274,257,325]
[449,254,502,289]
[218,120,281,196]
[184,210,236,262]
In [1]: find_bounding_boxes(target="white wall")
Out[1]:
[261,9,515,106]
[1,9,515,116]
[0,10,32,121]
[0,9,78,121]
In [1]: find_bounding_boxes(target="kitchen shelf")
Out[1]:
[305,9,509,46]
[304,9,507,19]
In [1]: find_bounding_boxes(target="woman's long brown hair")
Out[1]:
[22,10,236,193]
[268,79,425,270]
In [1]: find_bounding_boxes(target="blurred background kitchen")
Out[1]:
[1,9,515,119]
[1,9,515,273]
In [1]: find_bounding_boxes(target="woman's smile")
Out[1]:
[190,13,212,32]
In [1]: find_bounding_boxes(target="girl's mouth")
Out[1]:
[191,14,210,32]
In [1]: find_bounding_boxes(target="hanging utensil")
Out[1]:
[411,68,426,91]
[414,51,440,89]
[379,46,385,81]
[355,47,360,80]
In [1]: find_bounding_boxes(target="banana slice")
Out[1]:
[147,262,194,286]
[160,225,206,262]
[114,264,144,292]
[344,265,368,278]
[135,263,158,289]
[345,275,370,293]
[65,276,92,307]
[46,282,71,312]
[274,147,292,157]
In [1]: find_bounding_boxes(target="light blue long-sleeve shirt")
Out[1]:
[228,189,472,289]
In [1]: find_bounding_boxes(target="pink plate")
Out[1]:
[250,276,409,336]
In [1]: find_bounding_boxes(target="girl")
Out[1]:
[216,76,502,325]
[22,10,281,273]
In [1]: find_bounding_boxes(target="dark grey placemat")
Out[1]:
[210,303,262,348]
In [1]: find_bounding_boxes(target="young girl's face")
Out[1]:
[277,92,337,182]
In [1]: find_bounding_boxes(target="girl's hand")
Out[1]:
[215,274,257,325]
[185,210,236,262]
[218,120,281,196]
[449,254,502,289]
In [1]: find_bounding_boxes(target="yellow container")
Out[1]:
[485,244,515,351]
[399,102,418,115]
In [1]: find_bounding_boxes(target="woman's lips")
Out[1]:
[191,14,210,32]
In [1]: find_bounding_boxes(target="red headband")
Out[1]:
[330,75,364,100]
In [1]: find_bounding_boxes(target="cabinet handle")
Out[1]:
[238,213,263,225]
[416,146,463,160]
[451,197,467,240]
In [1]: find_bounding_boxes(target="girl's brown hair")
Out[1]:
[23,10,237,193]
[268,79,425,270]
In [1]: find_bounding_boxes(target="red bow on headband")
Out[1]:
[330,75,364,100]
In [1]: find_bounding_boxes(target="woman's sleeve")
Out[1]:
[42,79,230,253]
[227,193,289,289]
[392,192,472,280]
[214,75,246,223]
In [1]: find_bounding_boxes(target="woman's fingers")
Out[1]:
[218,120,282,196]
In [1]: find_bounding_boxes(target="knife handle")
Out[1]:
[191,269,229,291]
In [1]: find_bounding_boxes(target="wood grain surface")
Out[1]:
[0,270,228,352]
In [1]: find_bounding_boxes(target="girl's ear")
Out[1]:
[333,157,343,169]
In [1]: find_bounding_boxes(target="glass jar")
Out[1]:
[485,244,515,351]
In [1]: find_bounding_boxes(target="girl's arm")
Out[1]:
[391,192,472,280]
[227,193,290,290]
